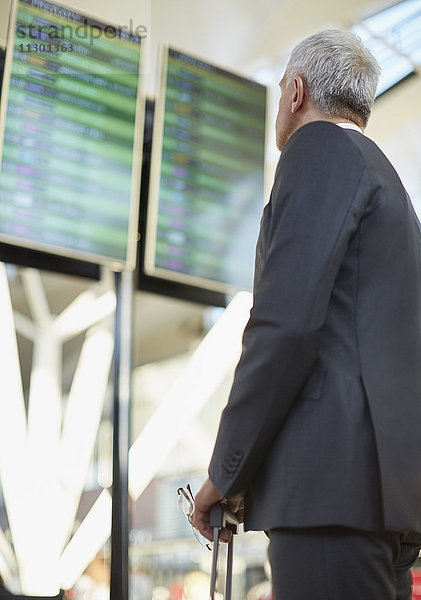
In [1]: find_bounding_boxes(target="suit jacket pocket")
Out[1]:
[300,367,326,400]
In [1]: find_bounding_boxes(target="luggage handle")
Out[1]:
[209,502,239,534]
[209,502,239,600]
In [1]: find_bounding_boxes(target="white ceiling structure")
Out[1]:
[0,0,420,370]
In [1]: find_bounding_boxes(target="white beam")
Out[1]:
[129,291,252,500]
[59,490,112,591]
[13,311,37,341]
[0,265,116,594]
[0,263,29,592]
[53,290,116,341]
[57,325,114,555]
[20,269,51,327]
[58,292,252,590]
[22,319,62,593]
[0,528,18,588]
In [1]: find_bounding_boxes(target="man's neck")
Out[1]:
[293,111,364,137]
[279,110,365,151]
[309,109,362,127]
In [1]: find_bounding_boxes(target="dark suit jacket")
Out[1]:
[209,121,421,533]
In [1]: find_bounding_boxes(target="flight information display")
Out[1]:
[0,0,144,269]
[145,47,266,292]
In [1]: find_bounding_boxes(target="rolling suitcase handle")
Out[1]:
[209,503,239,600]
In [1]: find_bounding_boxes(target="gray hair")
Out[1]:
[284,29,381,127]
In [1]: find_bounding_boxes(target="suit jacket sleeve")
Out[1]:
[208,122,371,497]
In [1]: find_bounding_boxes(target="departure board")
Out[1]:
[145,47,266,293]
[0,0,144,269]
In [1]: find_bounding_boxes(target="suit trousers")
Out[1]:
[268,526,421,600]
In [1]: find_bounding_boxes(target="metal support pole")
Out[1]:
[110,270,133,600]
[225,536,234,600]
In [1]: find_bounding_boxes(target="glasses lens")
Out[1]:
[179,494,193,518]
[177,486,212,551]
[177,488,193,518]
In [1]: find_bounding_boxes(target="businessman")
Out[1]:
[192,29,421,599]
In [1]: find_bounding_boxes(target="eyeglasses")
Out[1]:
[177,484,212,551]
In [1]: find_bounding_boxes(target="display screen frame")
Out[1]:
[0,0,146,271]
[144,43,267,294]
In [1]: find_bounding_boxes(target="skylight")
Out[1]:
[363,0,421,64]
[353,0,420,97]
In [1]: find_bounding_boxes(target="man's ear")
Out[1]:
[291,75,305,113]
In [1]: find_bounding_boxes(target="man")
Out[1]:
[192,29,421,599]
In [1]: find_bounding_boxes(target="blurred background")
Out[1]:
[0,0,420,598]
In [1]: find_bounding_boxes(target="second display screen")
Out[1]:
[146,48,267,293]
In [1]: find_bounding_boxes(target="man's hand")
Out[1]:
[192,478,245,543]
